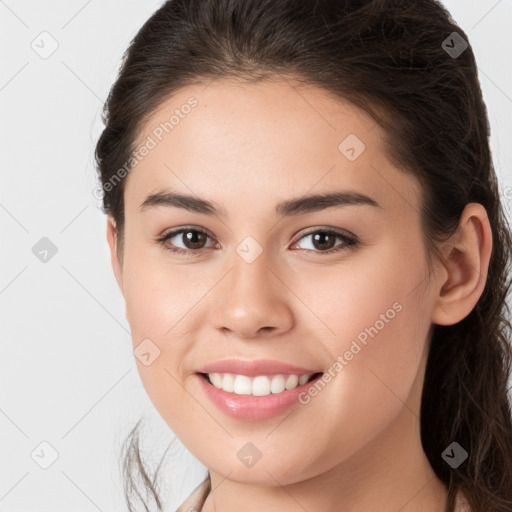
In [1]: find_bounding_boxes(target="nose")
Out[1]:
[210,251,294,340]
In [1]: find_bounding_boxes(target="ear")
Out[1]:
[106,216,124,295]
[431,203,493,326]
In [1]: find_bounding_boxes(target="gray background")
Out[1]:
[1,1,511,510]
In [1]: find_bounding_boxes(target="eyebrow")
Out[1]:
[139,189,382,217]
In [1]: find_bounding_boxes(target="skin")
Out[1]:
[106,77,492,512]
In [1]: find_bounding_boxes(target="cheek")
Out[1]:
[324,265,429,372]
[297,242,431,441]
[121,246,201,414]
[297,238,429,362]
[122,237,198,337]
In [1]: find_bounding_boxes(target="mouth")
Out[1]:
[198,371,324,397]
[195,370,325,420]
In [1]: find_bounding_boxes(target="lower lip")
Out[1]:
[196,373,323,421]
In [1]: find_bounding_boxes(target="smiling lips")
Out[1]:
[195,358,324,420]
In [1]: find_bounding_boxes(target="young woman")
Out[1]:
[94,1,512,511]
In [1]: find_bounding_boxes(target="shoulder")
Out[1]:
[175,477,211,512]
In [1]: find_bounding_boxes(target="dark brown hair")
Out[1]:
[95,1,512,510]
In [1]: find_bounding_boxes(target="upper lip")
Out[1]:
[196,359,323,377]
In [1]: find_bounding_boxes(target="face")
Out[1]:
[108,77,439,485]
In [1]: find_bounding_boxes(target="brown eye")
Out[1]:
[292,229,358,255]
[310,232,337,250]
[176,229,209,249]
[158,228,216,255]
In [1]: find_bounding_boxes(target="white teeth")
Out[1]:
[233,375,252,395]
[270,375,286,394]
[223,373,235,392]
[252,376,271,396]
[209,373,223,388]
[285,374,299,389]
[298,374,310,385]
[206,372,316,396]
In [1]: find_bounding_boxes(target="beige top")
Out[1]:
[175,478,210,512]
[175,478,472,512]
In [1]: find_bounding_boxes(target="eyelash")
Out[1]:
[156,226,359,257]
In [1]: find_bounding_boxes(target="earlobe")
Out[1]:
[106,216,124,294]
[431,203,492,326]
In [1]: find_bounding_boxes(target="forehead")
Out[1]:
[125,77,422,218]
